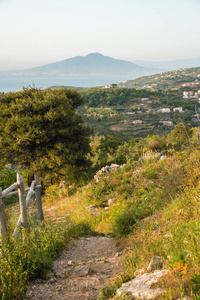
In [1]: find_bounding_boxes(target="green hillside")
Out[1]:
[1,86,200,299]
[118,66,200,90]
[77,86,200,140]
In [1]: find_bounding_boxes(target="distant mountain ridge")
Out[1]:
[133,58,200,71]
[1,53,157,76]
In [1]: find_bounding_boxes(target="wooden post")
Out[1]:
[13,180,36,237]
[34,175,44,223]
[0,187,7,236]
[17,172,28,228]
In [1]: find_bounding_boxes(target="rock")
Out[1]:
[59,181,66,188]
[86,205,97,212]
[92,211,101,216]
[73,266,90,277]
[94,163,125,181]
[49,278,56,284]
[46,271,54,279]
[115,252,122,257]
[67,260,75,266]
[117,269,169,299]
[107,198,114,205]
[147,256,163,271]
[110,164,120,170]
[134,268,145,276]
[160,155,167,161]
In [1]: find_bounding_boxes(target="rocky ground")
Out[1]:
[24,236,124,300]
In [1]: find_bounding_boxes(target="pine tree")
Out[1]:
[0,87,92,181]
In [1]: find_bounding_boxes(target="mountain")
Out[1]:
[133,58,200,71]
[1,53,157,76]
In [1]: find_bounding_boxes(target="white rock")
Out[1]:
[160,156,167,161]
[117,269,169,299]
[67,260,75,266]
[107,198,114,205]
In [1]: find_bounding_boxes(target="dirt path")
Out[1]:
[24,236,124,300]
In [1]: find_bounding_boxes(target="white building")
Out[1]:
[160,121,174,126]
[183,91,193,99]
[158,108,170,113]
[173,107,184,113]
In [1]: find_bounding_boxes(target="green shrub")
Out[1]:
[0,167,16,190]
[87,179,113,207]
[67,221,98,238]
[98,285,116,300]
[141,165,162,179]
[191,273,200,293]
[0,224,68,299]
[114,207,149,237]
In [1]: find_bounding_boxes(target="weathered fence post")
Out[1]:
[34,175,44,223]
[0,187,7,237]
[17,172,28,228]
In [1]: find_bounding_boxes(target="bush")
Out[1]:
[114,207,149,237]
[0,167,16,190]
[0,224,68,299]
[67,222,98,238]
[98,285,116,300]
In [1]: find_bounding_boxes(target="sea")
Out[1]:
[0,74,140,93]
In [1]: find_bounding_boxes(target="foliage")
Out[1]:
[114,206,149,236]
[0,224,68,299]
[98,285,116,300]
[0,87,92,183]
[0,167,16,190]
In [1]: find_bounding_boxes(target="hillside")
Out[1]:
[118,66,200,90]
[1,87,200,299]
[10,127,200,299]
[76,85,200,140]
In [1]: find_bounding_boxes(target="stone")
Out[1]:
[86,205,97,212]
[49,278,56,284]
[147,256,163,271]
[107,198,114,205]
[67,260,75,266]
[115,252,122,257]
[134,268,145,276]
[160,155,167,161]
[73,266,90,277]
[92,211,101,216]
[117,269,169,299]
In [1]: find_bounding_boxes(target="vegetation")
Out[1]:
[1,82,200,299]
[75,85,200,140]
[38,123,200,299]
[0,87,92,184]
[118,66,200,89]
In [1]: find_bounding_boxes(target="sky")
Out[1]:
[0,0,200,70]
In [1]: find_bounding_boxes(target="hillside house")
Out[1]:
[158,108,170,113]
[160,121,174,126]
[183,91,193,99]
[132,120,144,124]
[173,107,184,113]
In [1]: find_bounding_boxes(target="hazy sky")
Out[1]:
[0,0,200,70]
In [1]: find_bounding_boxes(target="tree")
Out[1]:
[0,87,92,182]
